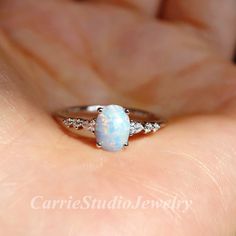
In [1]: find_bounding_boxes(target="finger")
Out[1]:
[86,0,162,15]
[162,0,236,59]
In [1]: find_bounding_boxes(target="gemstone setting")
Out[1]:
[95,105,130,152]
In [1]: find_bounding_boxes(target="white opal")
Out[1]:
[95,105,130,152]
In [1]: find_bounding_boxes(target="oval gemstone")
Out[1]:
[95,105,130,152]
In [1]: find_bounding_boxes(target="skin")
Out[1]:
[0,0,236,235]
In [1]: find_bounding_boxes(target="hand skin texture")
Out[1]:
[0,0,236,235]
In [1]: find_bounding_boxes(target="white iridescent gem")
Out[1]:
[95,105,130,152]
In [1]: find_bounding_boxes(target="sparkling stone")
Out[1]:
[72,119,82,129]
[63,118,75,127]
[82,119,96,132]
[153,123,161,132]
[95,105,130,152]
[144,122,153,134]
[130,121,143,136]
[144,122,161,133]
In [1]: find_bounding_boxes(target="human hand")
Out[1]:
[0,0,236,235]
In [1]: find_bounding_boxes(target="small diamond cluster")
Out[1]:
[63,118,161,136]
[129,120,160,136]
[63,118,96,133]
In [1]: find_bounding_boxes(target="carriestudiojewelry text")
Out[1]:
[31,195,192,212]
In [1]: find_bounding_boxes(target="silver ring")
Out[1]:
[54,104,166,152]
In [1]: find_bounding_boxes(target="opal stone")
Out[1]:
[95,105,130,152]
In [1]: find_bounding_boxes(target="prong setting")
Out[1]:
[124,142,129,148]
[124,108,130,114]
[96,142,102,148]
[97,107,103,113]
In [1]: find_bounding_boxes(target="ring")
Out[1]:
[54,104,166,152]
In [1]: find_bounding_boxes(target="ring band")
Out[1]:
[55,104,166,152]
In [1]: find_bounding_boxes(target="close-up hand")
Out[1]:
[0,0,236,235]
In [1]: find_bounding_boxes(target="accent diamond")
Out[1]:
[63,118,83,129]
[130,121,144,136]
[73,119,83,129]
[144,122,161,134]
[63,118,75,127]
[152,123,161,132]
[144,122,153,134]
[82,119,96,133]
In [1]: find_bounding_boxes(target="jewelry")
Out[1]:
[55,104,166,152]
